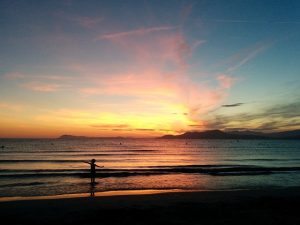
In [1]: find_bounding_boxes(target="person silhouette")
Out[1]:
[84,159,103,184]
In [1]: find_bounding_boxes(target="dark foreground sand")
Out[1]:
[1,188,300,225]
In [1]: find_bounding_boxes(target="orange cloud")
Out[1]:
[90,124,129,129]
[0,102,24,111]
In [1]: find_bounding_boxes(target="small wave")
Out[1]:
[224,158,300,162]
[0,149,159,154]
[0,159,116,163]
[147,165,300,173]
[0,165,300,178]
[0,182,45,188]
[0,169,89,173]
[209,171,272,176]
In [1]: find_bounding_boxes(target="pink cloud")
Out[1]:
[80,28,230,127]
[51,25,236,133]
[4,71,76,81]
[217,74,236,89]
[101,30,199,71]
[21,82,62,92]
[3,72,26,80]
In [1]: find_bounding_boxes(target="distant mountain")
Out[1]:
[160,130,242,139]
[59,130,300,140]
[58,135,86,139]
[267,130,300,139]
[160,129,300,139]
[227,130,266,137]
[58,135,124,139]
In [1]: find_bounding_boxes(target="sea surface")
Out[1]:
[0,138,300,197]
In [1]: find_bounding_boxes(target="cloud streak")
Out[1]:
[97,26,177,40]
[226,42,272,73]
[222,103,244,107]
[208,19,300,24]
[21,82,62,92]
[90,124,129,129]
[211,41,273,74]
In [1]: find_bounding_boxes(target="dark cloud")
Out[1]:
[90,125,163,132]
[90,124,129,128]
[111,129,132,131]
[222,103,244,107]
[205,101,300,132]
[158,129,173,132]
[262,102,300,118]
[189,124,204,128]
[172,112,188,115]
[134,128,155,131]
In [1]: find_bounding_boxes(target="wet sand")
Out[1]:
[1,188,300,225]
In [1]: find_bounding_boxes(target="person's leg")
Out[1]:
[91,173,95,184]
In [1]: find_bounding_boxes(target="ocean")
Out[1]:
[0,138,300,197]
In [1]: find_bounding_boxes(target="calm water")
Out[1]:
[0,138,300,197]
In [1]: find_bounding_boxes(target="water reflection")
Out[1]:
[89,183,95,197]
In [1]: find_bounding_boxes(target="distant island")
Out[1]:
[58,129,300,140]
[160,129,300,140]
[58,135,125,139]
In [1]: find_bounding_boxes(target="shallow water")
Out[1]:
[0,138,300,197]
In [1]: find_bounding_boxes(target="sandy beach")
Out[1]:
[1,187,300,225]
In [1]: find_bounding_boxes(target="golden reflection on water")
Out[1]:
[0,189,193,202]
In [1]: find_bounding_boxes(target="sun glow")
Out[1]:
[3,0,293,138]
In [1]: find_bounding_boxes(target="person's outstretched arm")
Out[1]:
[83,161,91,165]
[95,164,104,168]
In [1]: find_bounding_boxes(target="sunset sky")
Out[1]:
[0,0,300,138]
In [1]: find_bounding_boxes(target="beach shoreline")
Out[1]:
[0,188,195,202]
[1,187,300,225]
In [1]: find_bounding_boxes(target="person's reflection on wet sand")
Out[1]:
[90,184,95,197]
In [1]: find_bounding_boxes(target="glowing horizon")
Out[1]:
[0,1,299,138]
